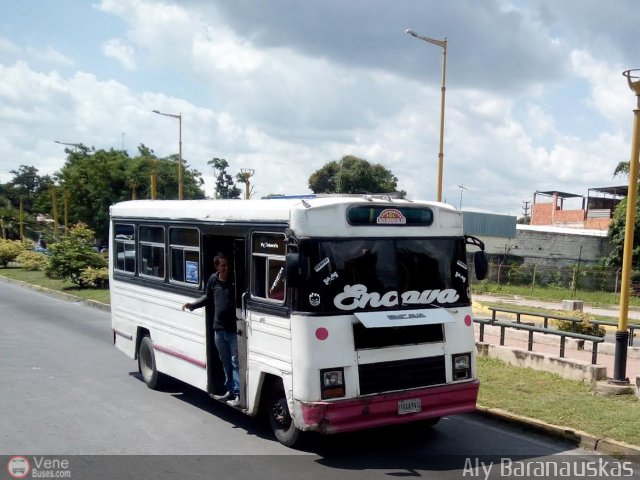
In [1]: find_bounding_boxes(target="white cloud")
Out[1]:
[102,38,136,70]
[26,45,74,66]
[1,0,639,216]
[0,36,20,53]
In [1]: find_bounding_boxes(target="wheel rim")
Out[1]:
[271,397,292,430]
[140,342,153,380]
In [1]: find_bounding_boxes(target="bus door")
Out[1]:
[233,238,248,407]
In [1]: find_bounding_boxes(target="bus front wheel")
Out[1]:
[268,384,302,447]
[138,336,166,390]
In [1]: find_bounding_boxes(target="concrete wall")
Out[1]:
[476,342,607,383]
[510,226,611,267]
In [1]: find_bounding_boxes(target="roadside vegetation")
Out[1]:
[0,267,109,304]
[473,281,640,308]
[478,356,640,446]
[0,223,109,303]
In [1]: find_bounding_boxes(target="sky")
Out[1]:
[1,0,639,216]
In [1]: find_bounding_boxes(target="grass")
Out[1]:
[0,266,110,304]
[473,282,640,308]
[478,356,640,446]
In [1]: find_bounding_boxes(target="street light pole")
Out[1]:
[613,69,640,384]
[152,110,183,200]
[405,28,448,202]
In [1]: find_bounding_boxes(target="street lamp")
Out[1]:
[239,168,255,200]
[54,140,85,152]
[405,28,448,202]
[613,69,640,384]
[152,110,183,200]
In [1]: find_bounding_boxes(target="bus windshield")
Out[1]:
[297,237,471,314]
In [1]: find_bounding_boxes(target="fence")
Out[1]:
[478,262,627,294]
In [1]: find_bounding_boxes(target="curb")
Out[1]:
[476,405,640,457]
[0,274,111,312]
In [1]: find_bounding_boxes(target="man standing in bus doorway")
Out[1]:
[182,253,240,407]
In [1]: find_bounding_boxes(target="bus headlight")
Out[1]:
[320,368,345,399]
[452,353,471,380]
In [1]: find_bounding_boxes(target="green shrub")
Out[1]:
[80,267,109,289]
[551,311,605,337]
[45,223,107,287]
[16,250,50,271]
[0,239,25,267]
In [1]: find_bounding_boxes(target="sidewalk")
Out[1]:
[473,293,640,382]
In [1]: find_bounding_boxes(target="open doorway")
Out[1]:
[201,234,246,399]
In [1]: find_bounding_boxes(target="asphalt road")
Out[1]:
[1,279,638,479]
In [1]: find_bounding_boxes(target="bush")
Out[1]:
[45,223,107,287]
[16,251,50,271]
[80,267,109,289]
[0,239,25,267]
[551,311,605,337]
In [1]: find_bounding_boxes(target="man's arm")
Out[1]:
[182,275,214,311]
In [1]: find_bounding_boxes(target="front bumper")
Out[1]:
[295,380,479,434]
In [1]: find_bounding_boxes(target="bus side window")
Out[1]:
[251,232,286,303]
[114,224,135,274]
[169,227,200,286]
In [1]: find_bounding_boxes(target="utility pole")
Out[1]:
[522,201,531,224]
[19,196,24,241]
[51,185,59,240]
[457,184,468,210]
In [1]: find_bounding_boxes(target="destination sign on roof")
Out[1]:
[346,206,433,226]
[376,208,406,224]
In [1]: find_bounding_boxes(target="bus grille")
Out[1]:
[353,323,444,349]
[358,356,446,395]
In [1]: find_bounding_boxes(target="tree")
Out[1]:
[308,155,405,196]
[5,165,52,211]
[605,196,640,267]
[45,223,107,287]
[605,160,640,267]
[0,165,53,240]
[613,161,630,178]
[208,158,241,199]
[55,144,205,241]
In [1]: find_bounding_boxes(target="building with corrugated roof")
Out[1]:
[530,186,626,230]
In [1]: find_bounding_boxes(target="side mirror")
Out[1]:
[285,252,308,287]
[474,251,488,281]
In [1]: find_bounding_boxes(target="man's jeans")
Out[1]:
[214,329,240,397]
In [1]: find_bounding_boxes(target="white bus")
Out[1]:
[109,195,487,446]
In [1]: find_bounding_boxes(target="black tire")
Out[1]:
[268,383,303,447]
[138,336,166,390]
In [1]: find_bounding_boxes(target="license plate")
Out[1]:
[398,398,422,415]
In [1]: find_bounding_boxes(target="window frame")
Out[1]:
[168,226,201,288]
[138,224,166,281]
[251,231,287,305]
[113,223,136,275]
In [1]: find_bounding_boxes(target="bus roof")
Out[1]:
[110,197,461,236]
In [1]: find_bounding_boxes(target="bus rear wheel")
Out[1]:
[268,384,302,447]
[138,336,166,390]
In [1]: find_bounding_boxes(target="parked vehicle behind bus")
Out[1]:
[109,195,487,446]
